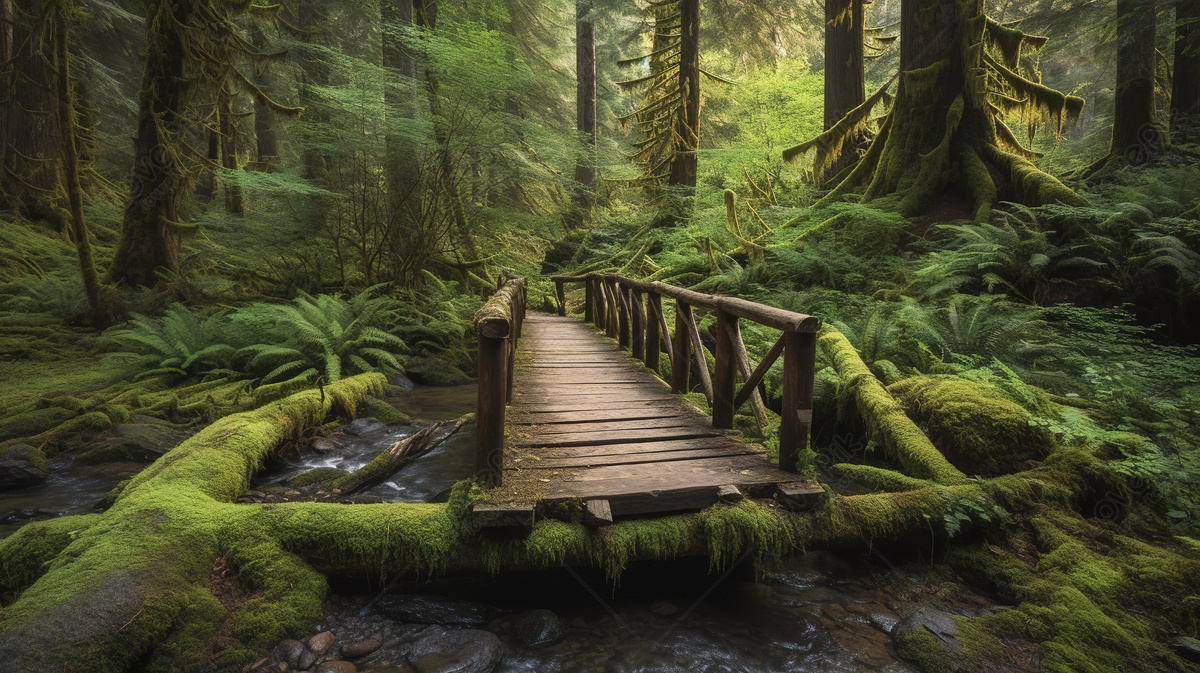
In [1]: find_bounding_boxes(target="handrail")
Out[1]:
[550,272,821,473]
[473,272,527,487]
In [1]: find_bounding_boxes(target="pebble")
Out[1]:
[308,631,338,657]
[314,662,357,673]
[649,600,677,616]
[274,639,305,669]
[341,639,382,658]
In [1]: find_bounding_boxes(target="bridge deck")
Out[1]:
[473,313,822,526]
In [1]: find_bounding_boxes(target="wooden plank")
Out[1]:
[512,393,676,407]
[515,446,755,469]
[555,453,788,484]
[511,426,720,448]
[584,500,613,527]
[511,408,680,425]
[472,503,535,528]
[775,482,825,511]
[522,436,751,458]
[717,484,744,503]
[523,417,706,435]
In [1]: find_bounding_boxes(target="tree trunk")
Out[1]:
[111,0,188,287]
[1173,0,1200,135]
[383,0,418,193]
[667,0,699,190]
[296,0,330,181]
[53,0,102,327]
[820,0,866,186]
[251,27,278,165]
[219,86,244,214]
[573,0,597,210]
[1110,0,1161,164]
[198,125,218,200]
[3,0,60,210]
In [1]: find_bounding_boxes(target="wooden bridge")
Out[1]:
[468,273,826,529]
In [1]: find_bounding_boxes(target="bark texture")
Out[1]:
[820,0,866,186]
[573,0,597,209]
[668,0,700,190]
[1110,0,1161,164]
[1173,0,1200,132]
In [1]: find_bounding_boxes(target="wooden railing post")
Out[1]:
[476,331,507,487]
[712,309,736,429]
[617,283,631,347]
[594,278,606,329]
[644,292,660,371]
[779,331,816,473]
[605,279,619,338]
[554,280,566,316]
[630,289,644,359]
[672,301,692,393]
[584,279,594,324]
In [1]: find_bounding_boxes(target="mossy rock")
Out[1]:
[0,443,48,491]
[0,406,77,442]
[888,377,1053,477]
[359,396,411,426]
[407,357,472,387]
[285,467,349,489]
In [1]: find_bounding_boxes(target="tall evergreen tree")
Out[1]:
[818,0,866,186]
[573,0,597,210]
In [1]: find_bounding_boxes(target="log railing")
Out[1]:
[473,273,527,486]
[551,273,821,473]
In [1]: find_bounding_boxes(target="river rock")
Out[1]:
[0,444,48,491]
[512,609,565,648]
[406,628,502,673]
[298,646,321,670]
[387,373,416,391]
[309,631,338,656]
[375,595,495,627]
[311,437,338,453]
[273,639,306,669]
[649,600,677,616]
[344,418,385,437]
[1173,637,1200,663]
[315,662,357,673]
[342,639,382,658]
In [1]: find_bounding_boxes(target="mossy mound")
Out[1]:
[0,443,49,491]
[359,396,411,425]
[889,376,1054,477]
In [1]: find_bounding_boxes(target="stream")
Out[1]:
[1,384,999,672]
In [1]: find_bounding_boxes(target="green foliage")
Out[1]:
[101,304,239,382]
[0,275,89,321]
[232,289,406,384]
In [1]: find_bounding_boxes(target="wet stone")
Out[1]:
[342,639,382,658]
[274,639,305,669]
[406,628,502,673]
[375,595,494,627]
[309,631,338,656]
[298,646,320,670]
[311,438,338,453]
[1173,637,1200,664]
[344,418,385,437]
[315,662,357,673]
[512,609,565,649]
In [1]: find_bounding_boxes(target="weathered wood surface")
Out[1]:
[475,312,821,523]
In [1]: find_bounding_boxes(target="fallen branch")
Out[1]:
[332,414,473,495]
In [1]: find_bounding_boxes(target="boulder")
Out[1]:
[0,444,47,491]
[308,631,338,656]
[511,609,565,649]
[344,418,386,437]
[77,421,188,464]
[375,595,495,627]
[386,373,416,391]
[406,628,502,673]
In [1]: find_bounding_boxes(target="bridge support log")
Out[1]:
[555,280,566,316]
[779,331,816,473]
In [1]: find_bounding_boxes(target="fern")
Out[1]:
[101,304,240,383]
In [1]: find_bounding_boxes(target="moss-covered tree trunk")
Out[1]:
[218,86,244,214]
[819,0,866,186]
[250,27,278,166]
[52,0,103,327]
[1111,0,1162,163]
[812,0,1086,221]
[667,0,699,190]
[110,0,188,287]
[573,0,597,211]
[1172,0,1199,135]
[3,0,61,215]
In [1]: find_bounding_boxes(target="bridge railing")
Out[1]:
[473,272,527,486]
[551,273,821,473]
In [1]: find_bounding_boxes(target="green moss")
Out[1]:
[818,326,969,485]
[359,396,411,425]
[0,406,77,442]
[0,443,48,474]
[894,620,952,673]
[889,376,1054,477]
[832,463,937,492]
[285,467,348,489]
[0,514,100,603]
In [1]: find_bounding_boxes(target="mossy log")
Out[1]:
[330,414,471,495]
[817,326,970,485]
